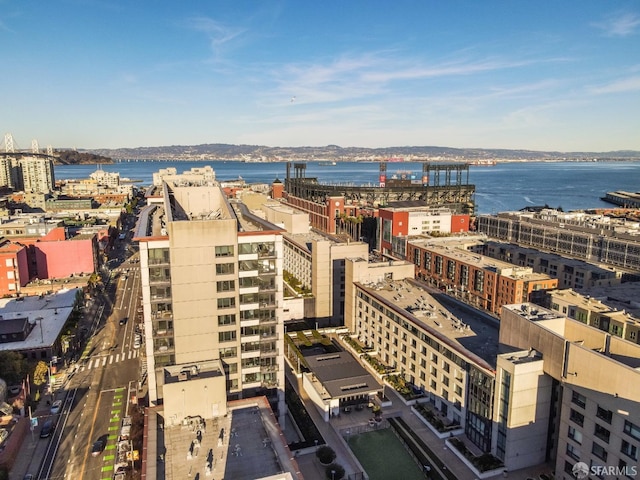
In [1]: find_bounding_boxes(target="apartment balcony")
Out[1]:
[152,329,174,338]
[259,283,276,292]
[260,364,279,373]
[241,334,261,343]
[240,318,260,328]
[259,348,279,358]
[150,294,172,301]
[240,349,261,359]
[240,302,260,311]
[259,332,278,342]
[148,258,170,266]
[243,380,262,389]
[242,365,261,375]
[153,339,175,354]
[152,311,173,320]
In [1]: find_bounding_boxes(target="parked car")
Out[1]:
[40,420,54,438]
[8,385,21,396]
[50,400,62,415]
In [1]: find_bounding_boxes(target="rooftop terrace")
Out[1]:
[162,397,301,480]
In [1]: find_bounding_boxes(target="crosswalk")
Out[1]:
[77,350,140,372]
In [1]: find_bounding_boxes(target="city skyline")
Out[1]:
[4,1,640,152]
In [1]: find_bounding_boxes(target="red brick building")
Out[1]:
[408,238,558,316]
[0,239,29,295]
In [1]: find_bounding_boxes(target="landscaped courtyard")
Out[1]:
[347,428,425,480]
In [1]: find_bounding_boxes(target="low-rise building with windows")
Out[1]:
[407,237,558,316]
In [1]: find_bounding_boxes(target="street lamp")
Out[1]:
[204,385,208,418]
[331,469,336,480]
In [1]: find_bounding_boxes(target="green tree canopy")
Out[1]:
[0,351,28,385]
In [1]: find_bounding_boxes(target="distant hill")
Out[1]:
[83,143,640,162]
[55,150,114,165]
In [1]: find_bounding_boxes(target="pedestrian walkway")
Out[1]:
[8,387,64,479]
[76,350,140,372]
[286,368,367,480]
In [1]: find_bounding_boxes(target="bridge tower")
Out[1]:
[3,133,15,153]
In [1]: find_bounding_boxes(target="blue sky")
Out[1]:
[3,1,640,152]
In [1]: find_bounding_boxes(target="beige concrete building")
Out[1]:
[259,201,369,323]
[151,166,216,186]
[549,289,640,344]
[481,241,622,290]
[343,257,640,476]
[0,155,55,194]
[134,172,285,424]
[262,202,310,235]
[20,156,55,194]
[345,258,500,453]
[284,231,368,323]
[499,303,640,479]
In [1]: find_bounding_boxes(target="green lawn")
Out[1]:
[348,429,426,480]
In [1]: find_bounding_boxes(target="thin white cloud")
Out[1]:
[185,16,246,57]
[592,12,640,37]
[267,51,566,111]
[590,76,640,94]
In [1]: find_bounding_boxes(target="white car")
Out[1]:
[50,400,62,415]
[133,339,141,349]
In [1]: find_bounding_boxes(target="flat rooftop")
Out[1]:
[162,397,301,480]
[410,237,550,280]
[578,281,640,315]
[283,229,358,252]
[0,288,79,352]
[551,289,613,314]
[503,303,640,369]
[356,278,499,369]
[485,241,622,276]
[304,351,382,399]
[134,186,282,241]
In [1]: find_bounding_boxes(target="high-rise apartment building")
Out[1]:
[19,156,55,193]
[134,173,285,424]
[0,156,21,190]
[499,303,640,478]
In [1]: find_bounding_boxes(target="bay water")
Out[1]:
[54,160,640,215]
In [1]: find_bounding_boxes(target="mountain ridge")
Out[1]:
[82,143,640,162]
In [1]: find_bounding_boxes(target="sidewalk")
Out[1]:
[9,391,60,480]
[9,293,104,480]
